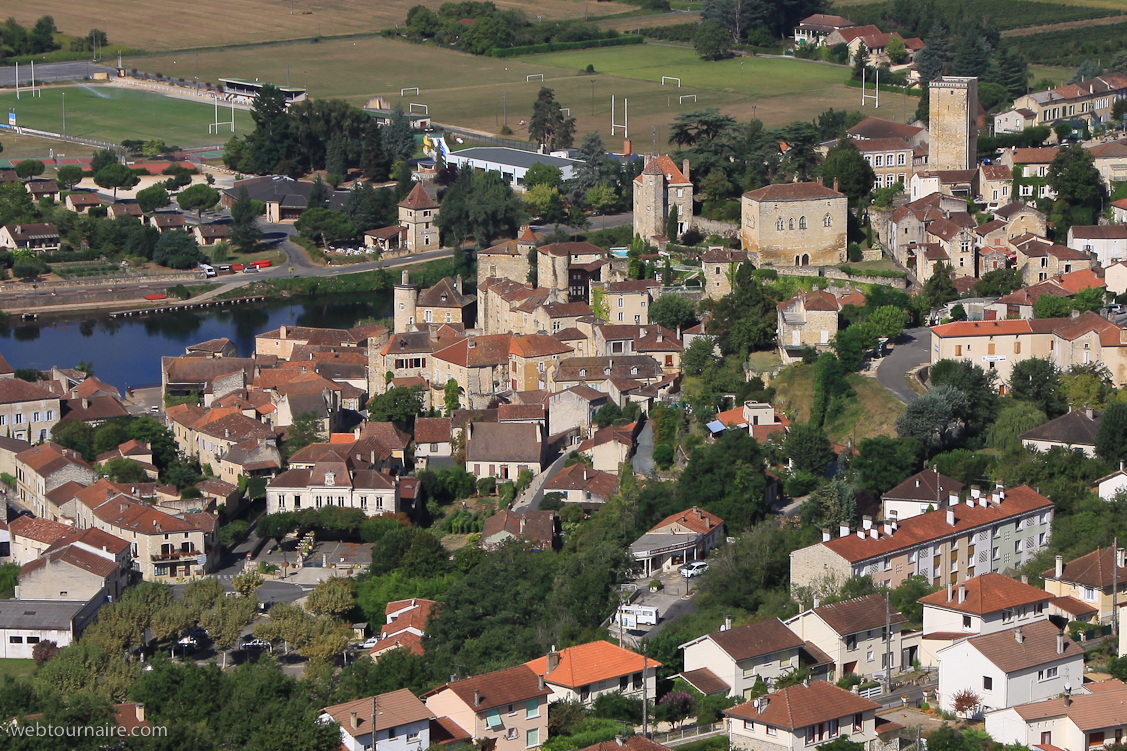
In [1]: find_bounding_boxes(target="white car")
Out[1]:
[679,561,709,578]
[242,637,270,649]
[358,637,380,650]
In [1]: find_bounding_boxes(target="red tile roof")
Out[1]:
[422,665,551,711]
[918,573,1049,615]
[744,182,843,201]
[726,681,879,730]
[649,506,724,535]
[8,515,75,544]
[398,182,439,210]
[526,641,661,688]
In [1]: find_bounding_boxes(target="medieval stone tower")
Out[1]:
[929,76,978,172]
[632,154,694,245]
[393,269,419,333]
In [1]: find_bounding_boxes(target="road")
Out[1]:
[0,61,116,87]
[876,328,931,404]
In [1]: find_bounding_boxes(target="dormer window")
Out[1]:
[579,369,586,377]
[631,366,638,375]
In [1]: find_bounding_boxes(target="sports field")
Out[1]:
[2,0,611,52]
[127,37,916,142]
[0,85,254,148]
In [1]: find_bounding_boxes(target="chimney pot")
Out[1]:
[682,158,690,182]
[1057,630,1065,654]
[1015,628,1024,644]
[1055,555,1064,579]
[959,583,966,603]
[840,524,850,538]
[869,528,878,539]
[474,689,482,707]
[135,704,145,722]
[948,492,959,507]
[822,528,831,542]
[947,584,953,602]
[971,486,981,499]
[833,176,840,192]
[538,675,545,690]
[350,711,359,729]
[725,615,733,631]
[946,508,955,526]
[862,516,873,531]
[1022,574,1029,584]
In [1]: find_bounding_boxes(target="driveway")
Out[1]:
[876,328,931,404]
[633,420,655,475]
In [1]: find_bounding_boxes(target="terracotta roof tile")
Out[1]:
[744,182,843,201]
[809,594,906,635]
[526,641,661,688]
[962,619,1079,673]
[323,689,436,738]
[423,665,551,711]
[726,681,879,730]
[919,573,1049,615]
[694,618,805,661]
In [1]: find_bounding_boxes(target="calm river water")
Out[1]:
[0,291,394,391]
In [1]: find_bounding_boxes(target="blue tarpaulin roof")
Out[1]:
[705,420,726,434]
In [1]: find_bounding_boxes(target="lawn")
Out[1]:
[771,362,904,443]
[126,38,918,145]
[0,132,96,161]
[0,659,36,679]
[3,0,609,52]
[0,85,254,147]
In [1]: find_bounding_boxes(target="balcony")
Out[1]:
[152,549,198,561]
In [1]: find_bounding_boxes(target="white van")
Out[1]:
[616,605,659,628]
[199,263,216,278]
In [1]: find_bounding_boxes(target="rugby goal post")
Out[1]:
[209,96,235,134]
[401,87,420,96]
[526,73,544,82]
[409,103,429,115]
[611,95,627,138]
[661,76,681,87]
[561,108,570,116]
[678,94,697,104]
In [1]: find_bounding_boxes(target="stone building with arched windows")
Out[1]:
[740,181,848,266]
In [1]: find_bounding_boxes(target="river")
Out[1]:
[0,291,394,391]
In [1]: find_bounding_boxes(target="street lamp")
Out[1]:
[61,92,65,138]
[591,78,595,116]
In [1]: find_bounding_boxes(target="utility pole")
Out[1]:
[641,641,649,737]
[371,694,379,751]
[503,91,507,128]
[62,92,66,139]
[883,592,892,696]
[1115,537,1120,638]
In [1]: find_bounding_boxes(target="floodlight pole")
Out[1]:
[590,78,595,115]
[503,91,507,128]
[14,61,18,99]
[62,92,66,138]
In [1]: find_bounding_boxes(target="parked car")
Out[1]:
[242,637,270,649]
[678,561,709,578]
[243,265,259,273]
[358,636,380,650]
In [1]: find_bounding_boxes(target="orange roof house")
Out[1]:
[526,641,662,705]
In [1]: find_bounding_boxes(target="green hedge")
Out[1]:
[638,23,698,42]
[837,265,905,279]
[491,35,644,57]
[842,79,922,97]
[845,0,1121,32]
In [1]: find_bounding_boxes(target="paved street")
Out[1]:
[876,328,931,404]
[0,61,115,87]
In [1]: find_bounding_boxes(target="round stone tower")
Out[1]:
[393,269,419,333]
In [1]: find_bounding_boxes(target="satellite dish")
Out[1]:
[753,699,760,709]
[1064,682,1072,693]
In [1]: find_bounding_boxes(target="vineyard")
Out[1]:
[1006,21,1127,64]
[840,0,1122,32]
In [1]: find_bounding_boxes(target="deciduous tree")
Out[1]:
[135,184,170,214]
[93,163,139,197]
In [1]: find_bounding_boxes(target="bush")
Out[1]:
[218,520,249,546]
[653,443,675,468]
[491,36,643,57]
[784,470,820,497]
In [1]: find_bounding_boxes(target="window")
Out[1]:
[898,152,906,166]
[875,155,883,167]
[767,725,777,737]
[485,710,502,729]
[799,216,807,229]
[1039,667,1058,681]
[527,729,539,748]
[32,411,39,422]
[955,345,962,356]
[824,213,832,227]
[618,297,624,308]
[1015,342,1021,354]
[866,649,874,662]
[508,729,520,741]
[963,615,971,628]
[788,218,795,230]
[853,714,863,732]
[776,218,784,231]
[9,636,22,644]
[14,413,22,424]
[26,636,39,644]
[983,676,993,691]
[845,635,857,651]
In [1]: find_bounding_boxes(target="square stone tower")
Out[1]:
[398,182,440,252]
[929,76,978,172]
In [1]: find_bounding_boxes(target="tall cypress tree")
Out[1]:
[229,187,263,251]
[361,120,391,181]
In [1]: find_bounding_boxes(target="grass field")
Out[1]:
[0,660,35,680]
[0,132,96,161]
[0,85,254,148]
[3,0,616,52]
[772,363,904,443]
[126,38,917,144]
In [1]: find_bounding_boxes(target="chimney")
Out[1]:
[959,583,966,603]
[915,479,920,488]
[857,529,865,539]
[682,159,690,181]
[623,139,632,156]
[833,176,840,192]
[615,737,625,747]
[814,597,820,609]
[1119,548,1126,568]
[1022,574,1029,584]
[759,697,769,712]
[948,492,959,508]
[280,325,287,340]
[401,269,410,285]
[971,485,981,499]
[455,275,463,294]
[474,689,482,707]
[1057,629,1065,654]
[468,339,476,349]
[883,521,893,536]
[978,495,988,508]
[224,429,229,439]
[862,516,873,531]
[725,615,733,631]
[946,508,955,526]
[822,528,831,542]
[1086,407,1094,420]
[350,711,359,729]
[1056,555,1064,578]
[869,528,878,539]
[840,524,850,538]
[135,704,145,723]
[538,675,545,690]
[965,497,974,508]
[947,583,953,602]
[547,646,560,673]
[1014,627,1024,644]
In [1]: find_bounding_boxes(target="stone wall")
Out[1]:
[789,542,852,591]
[763,265,909,289]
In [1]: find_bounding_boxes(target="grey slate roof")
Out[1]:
[0,600,86,629]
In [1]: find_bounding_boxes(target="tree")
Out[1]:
[307,176,330,210]
[973,268,1022,297]
[93,163,140,198]
[295,207,356,246]
[699,168,734,203]
[585,184,617,215]
[993,47,1030,99]
[135,184,170,214]
[285,412,325,457]
[176,183,220,222]
[680,429,770,529]
[1097,401,1127,464]
[570,131,614,201]
[56,165,84,191]
[232,568,265,598]
[650,294,698,331]
[14,159,45,179]
[325,133,348,179]
[665,203,680,242]
[523,184,566,223]
[152,230,203,269]
[89,148,118,174]
[707,262,778,354]
[200,596,257,669]
[833,321,878,372]
[923,262,958,310]
[820,140,876,206]
[851,41,870,81]
[102,457,147,483]
[435,167,523,247]
[952,24,992,79]
[853,436,921,495]
[361,120,392,181]
[444,378,460,415]
[681,336,719,376]
[929,359,999,438]
[523,163,563,190]
[1010,358,1067,418]
[1049,144,1103,212]
[529,87,576,151]
[366,386,424,432]
[915,21,951,86]
[305,576,355,620]
[694,23,733,60]
[868,306,908,339]
[951,688,982,720]
[886,35,907,65]
[382,103,416,162]
[896,384,969,451]
[785,422,835,476]
[1032,293,1074,318]
[229,186,263,250]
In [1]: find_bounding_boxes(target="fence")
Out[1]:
[651,722,725,746]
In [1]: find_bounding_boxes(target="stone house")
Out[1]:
[15,442,97,520]
[465,422,544,481]
[370,331,441,397]
[478,226,542,287]
[0,378,61,444]
[741,182,848,267]
[597,279,660,325]
[976,164,1013,211]
[633,155,694,245]
[701,248,752,299]
[1012,234,1095,285]
[854,137,913,190]
[266,462,399,517]
[547,385,609,437]
[17,527,131,603]
[537,242,605,297]
[542,464,618,508]
[8,515,76,564]
[481,509,556,551]
[776,289,845,362]
[994,201,1048,239]
[925,217,978,277]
